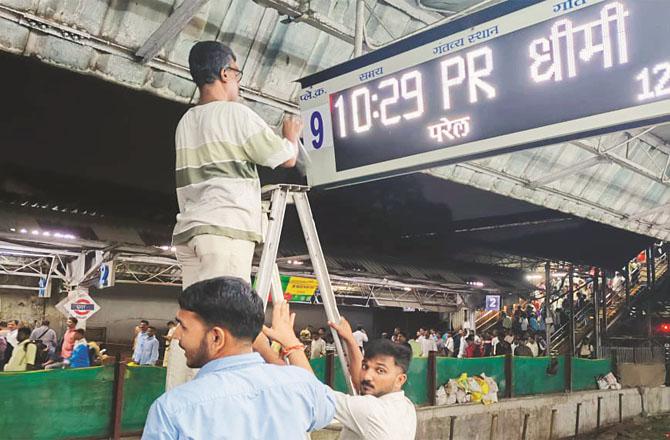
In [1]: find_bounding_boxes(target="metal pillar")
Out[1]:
[646,248,653,286]
[601,269,608,345]
[593,269,601,358]
[623,264,630,310]
[568,265,575,355]
[353,0,365,57]
[545,262,551,354]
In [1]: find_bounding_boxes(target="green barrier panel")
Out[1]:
[121,365,167,432]
[310,357,327,383]
[333,356,349,393]
[404,357,428,405]
[435,356,507,397]
[571,358,613,391]
[513,356,565,396]
[0,366,114,439]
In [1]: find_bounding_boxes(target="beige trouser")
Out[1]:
[167,234,255,390]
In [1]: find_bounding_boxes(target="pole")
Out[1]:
[601,269,607,346]
[545,262,551,354]
[112,358,127,440]
[593,269,601,358]
[354,0,365,57]
[568,265,575,356]
[427,350,437,405]
[623,263,630,311]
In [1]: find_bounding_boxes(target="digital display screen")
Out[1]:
[327,1,670,171]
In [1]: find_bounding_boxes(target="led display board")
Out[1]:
[298,0,670,188]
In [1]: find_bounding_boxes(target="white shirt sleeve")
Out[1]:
[232,104,296,169]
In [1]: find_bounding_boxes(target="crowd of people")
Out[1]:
[0,317,104,371]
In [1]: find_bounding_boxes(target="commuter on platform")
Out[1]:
[168,40,301,389]
[60,317,78,359]
[134,326,160,366]
[353,325,368,351]
[133,320,150,359]
[30,320,57,356]
[310,329,327,359]
[142,277,334,439]
[256,301,417,440]
[4,327,36,371]
[46,329,90,369]
[162,321,176,367]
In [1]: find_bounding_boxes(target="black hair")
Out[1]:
[68,317,78,325]
[41,320,50,326]
[356,325,364,331]
[188,41,237,87]
[17,327,31,339]
[140,320,149,326]
[10,319,19,325]
[178,276,263,342]
[364,339,412,373]
[0,321,7,327]
[167,321,175,326]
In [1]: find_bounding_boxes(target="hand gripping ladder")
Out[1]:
[256,184,356,394]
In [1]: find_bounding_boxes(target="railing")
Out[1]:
[602,346,665,364]
[552,245,669,355]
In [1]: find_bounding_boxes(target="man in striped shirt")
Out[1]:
[169,41,301,388]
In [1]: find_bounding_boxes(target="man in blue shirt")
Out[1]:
[133,320,150,361]
[142,277,335,439]
[69,329,91,368]
[134,326,159,365]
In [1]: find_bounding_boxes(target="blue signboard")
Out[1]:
[485,295,501,312]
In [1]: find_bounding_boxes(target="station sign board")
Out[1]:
[299,0,670,188]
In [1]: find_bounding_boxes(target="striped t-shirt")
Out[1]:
[172,101,295,245]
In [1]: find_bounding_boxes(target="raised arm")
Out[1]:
[254,302,313,372]
[329,318,363,394]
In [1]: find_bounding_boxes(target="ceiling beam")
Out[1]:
[629,202,670,220]
[136,0,210,64]
[527,155,606,188]
[572,140,670,186]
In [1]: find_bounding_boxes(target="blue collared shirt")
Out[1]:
[133,331,149,362]
[142,352,335,440]
[134,336,159,365]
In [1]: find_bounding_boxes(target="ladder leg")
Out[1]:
[257,188,289,309]
[294,192,356,395]
[270,264,285,305]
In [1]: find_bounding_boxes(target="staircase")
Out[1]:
[551,247,668,354]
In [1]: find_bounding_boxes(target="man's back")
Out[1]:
[143,353,334,439]
[333,390,416,440]
[173,101,295,246]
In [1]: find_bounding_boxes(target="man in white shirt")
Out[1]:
[5,320,19,348]
[169,41,301,389]
[417,329,437,357]
[310,330,327,359]
[257,303,417,440]
[352,326,368,351]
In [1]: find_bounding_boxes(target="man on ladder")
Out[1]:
[167,41,301,388]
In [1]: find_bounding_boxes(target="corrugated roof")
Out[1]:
[0,0,484,124]
[426,125,670,241]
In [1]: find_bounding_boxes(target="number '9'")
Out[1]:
[310,111,324,149]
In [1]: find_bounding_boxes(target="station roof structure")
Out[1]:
[0,0,667,251]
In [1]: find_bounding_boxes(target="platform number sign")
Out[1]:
[310,111,324,149]
[485,295,501,312]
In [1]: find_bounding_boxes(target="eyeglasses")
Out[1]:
[225,66,243,82]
